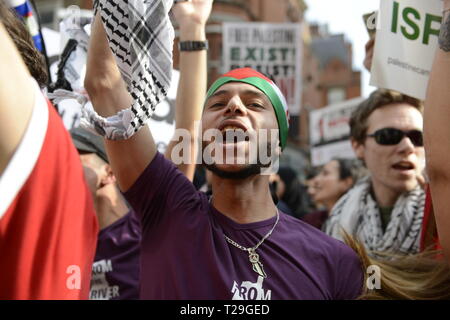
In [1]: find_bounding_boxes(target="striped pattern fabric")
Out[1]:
[323,177,425,255]
[82,0,174,140]
[5,0,43,52]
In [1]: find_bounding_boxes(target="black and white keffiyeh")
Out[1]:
[322,177,425,255]
[81,0,175,140]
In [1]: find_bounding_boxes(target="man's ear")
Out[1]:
[101,164,116,185]
[351,138,365,160]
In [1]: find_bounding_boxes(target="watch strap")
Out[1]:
[178,40,209,51]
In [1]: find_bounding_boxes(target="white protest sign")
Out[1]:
[222,22,302,115]
[309,97,363,167]
[370,0,443,100]
[309,97,365,146]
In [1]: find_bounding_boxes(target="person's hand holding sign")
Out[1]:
[363,38,375,72]
[362,11,376,72]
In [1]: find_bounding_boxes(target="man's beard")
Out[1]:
[204,163,263,180]
[201,141,275,180]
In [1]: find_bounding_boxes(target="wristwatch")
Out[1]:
[178,40,209,51]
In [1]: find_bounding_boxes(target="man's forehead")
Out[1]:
[367,103,423,129]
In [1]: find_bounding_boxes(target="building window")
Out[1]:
[327,87,345,105]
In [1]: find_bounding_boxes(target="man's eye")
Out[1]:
[210,102,225,108]
[248,102,263,108]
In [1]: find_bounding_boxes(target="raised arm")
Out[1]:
[423,1,450,261]
[84,13,157,192]
[164,0,213,180]
[0,22,35,175]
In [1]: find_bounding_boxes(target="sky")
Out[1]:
[304,0,381,97]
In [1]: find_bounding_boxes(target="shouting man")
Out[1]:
[85,0,363,300]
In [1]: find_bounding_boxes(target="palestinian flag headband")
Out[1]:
[206,68,290,150]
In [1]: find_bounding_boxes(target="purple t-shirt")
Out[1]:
[125,153,363,300]
[90,210,140,300]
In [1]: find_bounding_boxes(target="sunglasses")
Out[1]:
[366,128,423,147]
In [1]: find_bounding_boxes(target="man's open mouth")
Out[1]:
[392,161,415,171]
[218,121,250,144]
[221,127,250,144]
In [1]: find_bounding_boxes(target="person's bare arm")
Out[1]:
[84,13,156,192]
[423,1,450,262]
[0,22,35,175]
[164,0,213,181]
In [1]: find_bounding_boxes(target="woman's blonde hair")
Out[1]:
[343,233,450,300]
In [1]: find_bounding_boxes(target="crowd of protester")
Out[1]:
[2,0,450,300]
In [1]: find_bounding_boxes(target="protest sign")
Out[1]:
[222,22,302,115]
[309,97,364,166]
[370,0,443,100]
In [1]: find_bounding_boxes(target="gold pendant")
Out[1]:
[248,249,267,278]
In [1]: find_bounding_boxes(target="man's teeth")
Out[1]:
[222,126,244,131]
[393,163,414,170]
[221,126,247,143]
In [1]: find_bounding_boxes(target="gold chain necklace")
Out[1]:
[210,197,279,278]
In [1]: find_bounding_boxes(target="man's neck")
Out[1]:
[210,174,277,224]
[370,180,402,208]
[95,185,130,229]
[323,198,339,212]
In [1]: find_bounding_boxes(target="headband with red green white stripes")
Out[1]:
[206,68,290,150]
